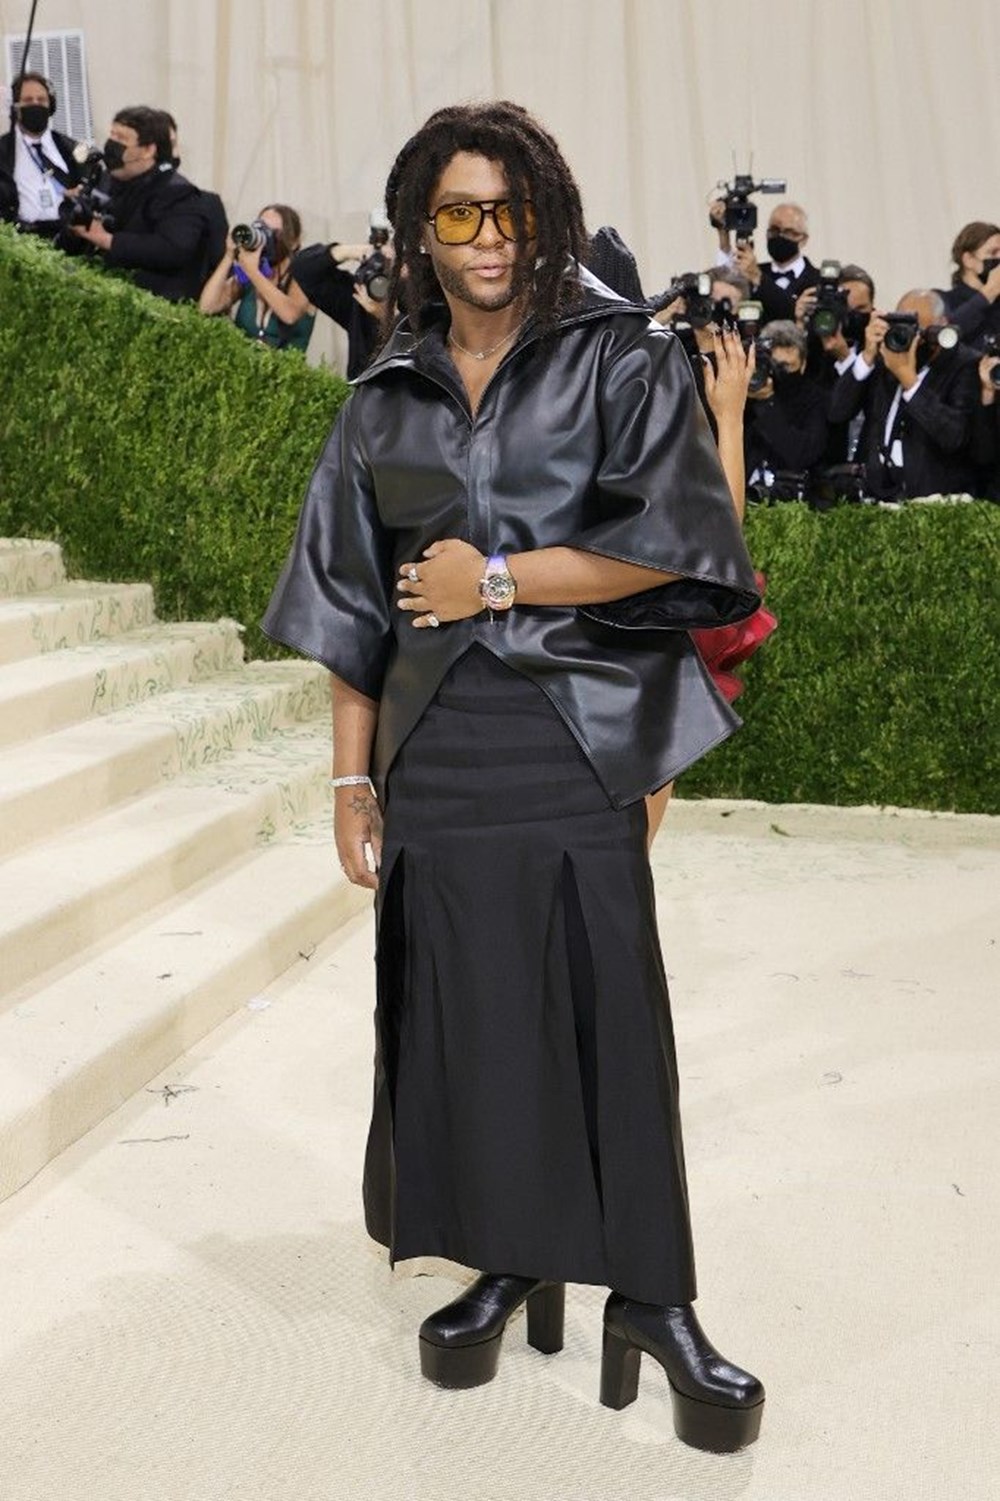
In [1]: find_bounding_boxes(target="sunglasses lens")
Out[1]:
[434,204,480,244]
[496,202,536,240]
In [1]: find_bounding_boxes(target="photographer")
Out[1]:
[0,71,84,236]
[290,236,395,376]
[63,105,210,302]
[828,291,980,500]
[743,320,830,497]
[713,198,820,322]
[808,263,877,467]
[198,204,314,352]
[939,221,1000,351]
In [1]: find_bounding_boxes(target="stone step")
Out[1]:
[0,538,66,597]
[0,823,370,1203]
[0,619,245,750]
[0,661,329,861]
[0,580,156,665]
[0,722,332,999]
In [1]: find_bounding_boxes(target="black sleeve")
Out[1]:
[828,365,872,424]
[289,244,360,329]
[261,392,394,700]
[566,329,760,631]
[943,287,992,343]
[904,357,980,453]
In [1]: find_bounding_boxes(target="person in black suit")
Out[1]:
[828,290,980,500]
[744,319,830,497]
[938,221,1000,352]
[0,71,84,236]
[62,105,211,303]
[726,201,821,323]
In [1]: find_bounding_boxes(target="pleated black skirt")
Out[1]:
[363,644,697,1306]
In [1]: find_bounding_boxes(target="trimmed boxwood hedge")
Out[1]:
[2,226,998,812]
[0,225,351,655]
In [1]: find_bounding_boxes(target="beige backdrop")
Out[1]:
[3,0,998,369]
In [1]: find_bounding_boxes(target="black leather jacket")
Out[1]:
[263,269,761,807]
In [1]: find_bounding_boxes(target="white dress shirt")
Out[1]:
[14,125,69,223]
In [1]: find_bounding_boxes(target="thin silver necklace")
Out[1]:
[447,320,525,361]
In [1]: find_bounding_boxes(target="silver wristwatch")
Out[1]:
[478,553,517,613]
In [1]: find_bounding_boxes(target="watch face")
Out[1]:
[481,573,516,609]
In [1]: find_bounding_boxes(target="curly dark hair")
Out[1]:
[382,100,588,338]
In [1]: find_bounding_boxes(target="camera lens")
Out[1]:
[811,308,840,338]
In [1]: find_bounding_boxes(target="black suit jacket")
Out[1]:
[828,348,980,498]
[60,165,210,303]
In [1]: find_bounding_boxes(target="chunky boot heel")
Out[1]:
[419,1328,503,1388]
[526,1281,565,1354]
[601,1293,764,1450]
[669,1384,765,1454]
[418,1273,565,1389]
[599,1326,641,1409]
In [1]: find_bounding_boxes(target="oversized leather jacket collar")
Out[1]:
[264,267,761,807]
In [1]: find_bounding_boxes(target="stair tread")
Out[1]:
[0,619,242,692]
[0,830,368,1192]
[0,661,328,789]
[0,724,332,929]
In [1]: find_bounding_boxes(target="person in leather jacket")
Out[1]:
[264,100,765,1452]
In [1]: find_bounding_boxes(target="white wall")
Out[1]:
[3,0,998,370]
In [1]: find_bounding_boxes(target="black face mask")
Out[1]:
[103,138,127,171]
[979,257,1000,285]
[767,233,800,266]
[17,103,50,136]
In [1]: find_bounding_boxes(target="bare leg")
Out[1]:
[645,781,674,849]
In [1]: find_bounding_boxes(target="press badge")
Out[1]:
[38,185,55,211]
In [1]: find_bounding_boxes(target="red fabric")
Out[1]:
[690,572,777,704]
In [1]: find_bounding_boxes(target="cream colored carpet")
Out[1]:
[0,800,996,1501]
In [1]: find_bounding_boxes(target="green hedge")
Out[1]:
[684,502,1000,813]
[0,225,350,658]
[2,226,998,812]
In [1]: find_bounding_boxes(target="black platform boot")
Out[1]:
[418,1273,565,1389]
[600,1294,764,1451]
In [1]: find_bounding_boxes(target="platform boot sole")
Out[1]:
[600,1326,764,1452]
[419,1282,565,1389]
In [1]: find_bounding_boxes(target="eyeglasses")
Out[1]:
[426,198,537,245]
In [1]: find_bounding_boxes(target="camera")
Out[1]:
[355,212,392,302]
[747,333,776,394]
[716,172,786,245]
[882,312,919,354]
[232,220,278,260]
[980,332,1000,387]
[809,260,849,338]
[58,144,113,231]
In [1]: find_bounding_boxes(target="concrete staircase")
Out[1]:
[0,539,369,1203]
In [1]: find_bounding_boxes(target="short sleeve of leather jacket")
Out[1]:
[261,394,393,700]
[569,325,761,631]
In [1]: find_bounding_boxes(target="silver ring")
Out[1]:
[407,567,419,583]
[426,613,440,628]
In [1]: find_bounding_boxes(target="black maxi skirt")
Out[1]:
[363,644,698,1307]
